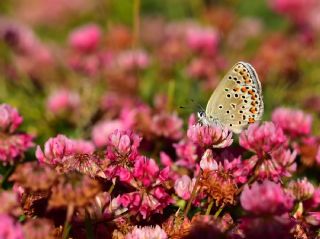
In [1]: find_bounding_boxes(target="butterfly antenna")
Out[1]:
[180,98,205,113]
[189,98,205,112]
[198,103,205,112]
[179,99,194,111]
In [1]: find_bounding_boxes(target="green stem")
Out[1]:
[62,204,74,239]
[236,156,265,195]
[132,0,141,48]
[167,80,175,112]
[184,174,200,217]
[292,201,303,219]
[108,180,116,194]
[1,165,15,188]
[205,200,214,215]
[214,204,225,218]
[62,223,71,239]
[85,211,95,239]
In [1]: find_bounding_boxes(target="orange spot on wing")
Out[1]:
[248,118,255,124]
[249,107,256,113]
[248,90,254,95]
[241,87,247,92]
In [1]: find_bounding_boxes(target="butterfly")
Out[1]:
[198,61,264,134]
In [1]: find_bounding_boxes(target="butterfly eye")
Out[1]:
[198,111,205,118]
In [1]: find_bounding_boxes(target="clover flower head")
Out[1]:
[0,104,23,133]
[239,122,287,156]
[240,180,294,215]
[187,123,233,149]
[151,112,183,140]
[47,89,80,115]
[0,214,24,239]
[36,134,75,165]
[69,24,101,53]
[272,107,312,137]
[174,175,195,200]
[186,24,219,56]
[117,49,150,71]
[0,133,33,164]
[288,177,315,201]
[125,225,167,239]
[200,149,218,171]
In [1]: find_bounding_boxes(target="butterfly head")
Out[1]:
[197,111,213,125]
[197,111,206,120]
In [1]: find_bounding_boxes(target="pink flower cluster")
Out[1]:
[199,149,251,184]
[125,225,167,239]
[47,89,80,115]
[36,134,94,165]
[269,0,316,25]
[288,177,315,201]
[240,180,293,215]
[91,102,184,148]
[0,214,24,239]
[174,175,195,200]
[0,104,33,164]
[34,129,174,220]
[187,123,233,149]
[272,107,312,137]
[0,104,23,133]
[69,24,102,53]
[116,49,150,71]
[151,112,183,140]
[117,156,172,219]
[92,120,125,147]
[2,98,320,238]
[239,122,287,157]
[0,19,54,79]
[104,130,141,182]
[186,25,219,56]
[238,121,299,181]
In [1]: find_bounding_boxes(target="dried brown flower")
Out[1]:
[113,217,134,236]
[183,214,229,239]
[10,161,57,191]
[22,191,49,217]
[162,213,191,239]
[76,192,110,221]
[191,214,233,233]
[199,170,238,207]
[112,230,125,239]
[59,153,106,178]
[23,218,57,239]
[291,224,308,239]
[48,172,101,209]
[0,190,23,216]
[300,144,319,167]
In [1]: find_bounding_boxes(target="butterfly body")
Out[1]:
[199,61,264,133]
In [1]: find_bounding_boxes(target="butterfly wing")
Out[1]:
[205,62,264,133]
